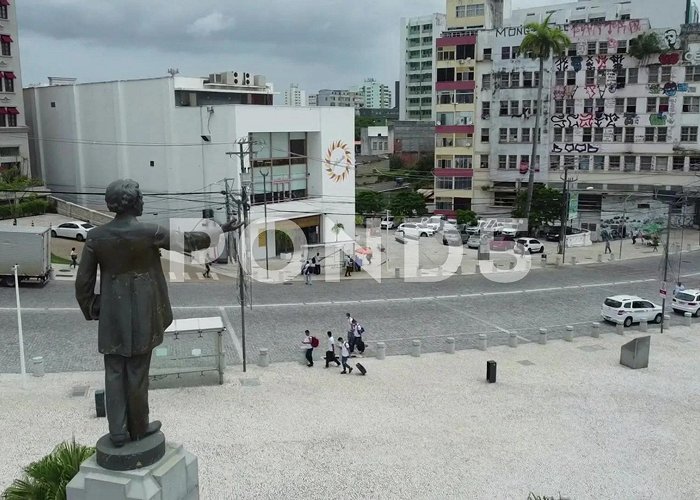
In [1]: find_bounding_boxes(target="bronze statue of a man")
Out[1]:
[76,179,237,448]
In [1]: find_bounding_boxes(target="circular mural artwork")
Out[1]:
[324,140,353,183]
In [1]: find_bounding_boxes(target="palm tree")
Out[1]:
[519,14,571,222]
[331,222,344,242]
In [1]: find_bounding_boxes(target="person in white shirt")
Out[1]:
[302,329,314,367]
[337,337,353,374]
[352,320,365,356]
[345,312,355,353]
[325,331,340,368]
[673,282,685,296]
[302,260,313,285]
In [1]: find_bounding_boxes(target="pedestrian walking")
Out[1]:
[203,262,211,278]
[302,329,314,367]
[344,255,354,277]
[352,320,366,356]
[325,331,341,368]
[345,313,355,353]
[366,248,373,264]
[338,337,353,374]
[673,281,685,297]
[314,252,321,275]
[603,232,612,254]
[302,260,313,285]
[70,247,78,269]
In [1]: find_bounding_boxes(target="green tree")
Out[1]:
[513,185,563,231]
[388,154,405,170]
[629,32,664,62]
[519,14,570,221]
[413,153,434,172]
[331,222,345,242]
[456,209,478,226]
[389,191,427,217]
[355,191,385,215]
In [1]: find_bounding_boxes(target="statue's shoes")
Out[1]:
[132,420,162,441]
[110,434,128,448]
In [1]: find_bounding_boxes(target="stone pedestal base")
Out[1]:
[67,443,198,500]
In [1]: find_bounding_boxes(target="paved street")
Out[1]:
[2,251,699,373]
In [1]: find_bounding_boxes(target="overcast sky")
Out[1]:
[17,0,568,101]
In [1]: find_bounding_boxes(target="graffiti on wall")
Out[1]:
[555,54,625,73]
[551,143,600,153]
[663,29,679,50]
[553,85,578,100]
[551,112,620,128]
[493,19,648,40]
[649,114,667,126]
[658,52,681,65]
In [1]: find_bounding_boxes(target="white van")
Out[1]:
[396,222,434,239]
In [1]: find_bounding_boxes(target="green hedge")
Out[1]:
[0,198,49,219]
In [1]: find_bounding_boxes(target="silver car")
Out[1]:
[466,234,481,249]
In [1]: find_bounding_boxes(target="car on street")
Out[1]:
[442,228,463,246]
[466,234,481,249]
[543,226,582,242]
[397,223,434,238]
[672,289,700,316]
[380,217,395,229]
[601,295,663,327]
[489,235,515,252]
[50,221,95,241]
[515,237,544,254]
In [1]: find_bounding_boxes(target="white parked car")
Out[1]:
[397,223,434,239]
[515,238,544,254]
[51,221,95,241]
[380,217,395,229]
[601,295,663,327]
[672,289,700,317]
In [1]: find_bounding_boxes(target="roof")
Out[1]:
[0,226,50,234]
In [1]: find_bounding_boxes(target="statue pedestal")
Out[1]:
[67,442,199,500]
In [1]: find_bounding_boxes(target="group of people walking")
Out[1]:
[301,312,367,374]
[301,253,323,285]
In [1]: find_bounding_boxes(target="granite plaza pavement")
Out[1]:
[0,323,698,498]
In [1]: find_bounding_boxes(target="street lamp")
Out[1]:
[260,168,270,279]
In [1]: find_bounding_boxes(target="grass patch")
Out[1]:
[51,254,71,265]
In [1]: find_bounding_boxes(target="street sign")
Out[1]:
[660,281,667,298]
[568,192,579,221]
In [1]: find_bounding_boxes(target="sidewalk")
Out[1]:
[1,325,698,498]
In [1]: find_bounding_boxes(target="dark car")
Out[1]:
[543,226,582,242]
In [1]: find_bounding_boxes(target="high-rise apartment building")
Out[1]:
[358,78,391,108]
[400,13,446,121]
[313,89,364,109]
[283,83,307,107]
[0,0,30,177]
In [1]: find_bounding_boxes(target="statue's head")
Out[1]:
[105,179,143,216]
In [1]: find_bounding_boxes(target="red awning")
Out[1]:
[6,107,18,115]
[0,1,10,6]
[0,35,13,43]
[0,108,7,115]
[4,71,14,79]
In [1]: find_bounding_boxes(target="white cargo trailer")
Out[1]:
[0,226,52,286]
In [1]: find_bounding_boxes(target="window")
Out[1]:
[673,157,685,170]
[553,128,563,142]
[0,35,11,57]
[499,100,508,116]
[564,127,574,142]
[645,127,655,142]
[555,100,564,114]
[626,98,636,113]
[498,155,507,169]
[613,127,622,142]
[624,127,634,143]
[510,100,519,115]
[648,66,659,83]
[617,40,628,53]
[627,68,638,84]
[566,71,576,85]
[616,71,626,86]
[585,70,595,85]
[438,91,452,105]
[593,156,605,170]
[582,127,592,142]
[583,99,593,113]
[501,46,511,60]
[436,177,453,189]
[689,157,700,171]
[687,65,700,82]
[483,48,492,60]
[594,128,604,141]
[522,128,531,143]
[509,128,518,142]
[481,128,489,142]
[565,99,575,114]
[508,155,518,170]
[0,6,7,20]
[499,128,508,143]
[620,13,631,20]
[480,155,489,168]
[435,198,452,210]
[609,156,621,171]
[500,72,510,88]
[681,126,698,142]
[454,177,472,190]
[456,44,475,60]
[646,97,656,113]
[555,71,565,86]
[657,127,667,142]
[661,67,672,81]
[595,98,605,112]
[615,98,625,113]
[522,99,531,114]
[550,155,560,170]
[523,71,533,87]
[3,74,13,92]
[568,44,577,56]
[683,96,700,112]
[656,157,668,171]
[624,156,636,172]
[482,74,491,89]
[639,156,653,171]
[599,41,608,54]
[481,101,490,118]
[437,68,455,82]
[437,158,452,168]
[579,156,591,171]
[456,90,474,103]
[534,71,540,87]
[587,41,597,55]
[512,46,520,58]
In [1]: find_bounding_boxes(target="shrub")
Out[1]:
[2,439,95,500]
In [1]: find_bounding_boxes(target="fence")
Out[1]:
[48,196,114,225]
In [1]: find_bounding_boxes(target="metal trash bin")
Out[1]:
[486,360,497,383]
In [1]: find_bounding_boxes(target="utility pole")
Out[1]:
[260,168,270,280]
[619,194,633,260]
[660,197,675,334]
[558,165,577,263]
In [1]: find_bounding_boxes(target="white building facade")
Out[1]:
[0,0,30,177]
[283,83,307,107]
[358,78,391,108]
[23,74,356,259]
[400,13,447,121]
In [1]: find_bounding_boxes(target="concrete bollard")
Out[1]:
[258,348,269,368]
[394,267,400,278]
[538,328,548,344]
[475,263,480,273]
[478,333,488,351]
[509,331,518,348]
[639,320,648,332]
[456,265,462,275]
[688,243,693,252]
[570,256,577,266]
[616,323,624,335]
[31,356,44,377]
[555,256,562,266]
[597,253,603,263]
[445,337,455,354]
[375,342,386,360]
[591,322,600,338]
[664,314,671,322]
[684,312,693,327]
[411,339,421,357]
[609,253,615,261]
[565,325,574,342]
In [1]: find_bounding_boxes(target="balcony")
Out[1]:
[436,81,475,91]
[434,168,474,177]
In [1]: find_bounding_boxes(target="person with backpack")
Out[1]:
[352,320,366,357]
[302,260,313,285]
[337,336,353,374]
[325,331,340,368]
[345,313,355,353]
[302,329,318,367]
[344,255,354,277]
[70,248,78,269]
